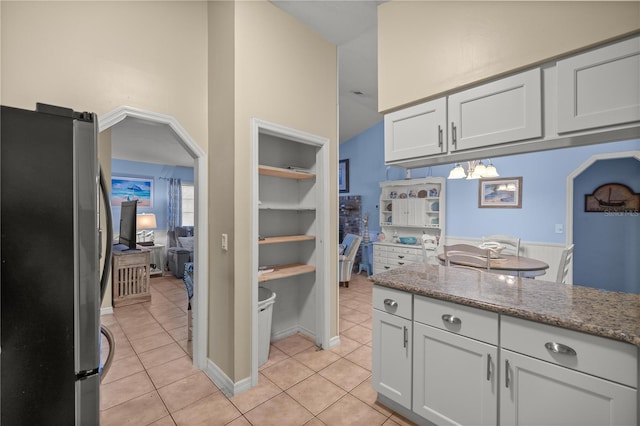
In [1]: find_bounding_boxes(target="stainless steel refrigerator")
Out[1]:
[1,103,112,425]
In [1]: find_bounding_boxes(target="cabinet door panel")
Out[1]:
[449,68,542,151]
[501,349,636,426]
[385,98,446,162]
[557,36,640,133]
[391,199,408,226]
[372,309,412,409]
[413,322,498,426]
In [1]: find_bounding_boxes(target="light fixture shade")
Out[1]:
[447,164,466,179]
[484,163,499,177]
[474,161,487,177]
[136,213,157,229]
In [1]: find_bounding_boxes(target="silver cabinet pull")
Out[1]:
[505,360,511,388]
[438,125,443,148]
[451,122,457,146]
[441,314,461,325]
[403,326,408,348]
[545,342,577,356]
[383,299,398,308]
[486,354,492,381]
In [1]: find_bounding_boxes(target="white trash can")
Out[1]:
[258,286,276,366]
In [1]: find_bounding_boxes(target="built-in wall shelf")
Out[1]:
[259,235,316,245]
[258,165,315,180]
[259,204,315,211]
[258,263,316,282]
[254,120,328,358]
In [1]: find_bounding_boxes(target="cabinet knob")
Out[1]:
[383,298,398,308]
[442,314,461,325]
[545,342,577,356]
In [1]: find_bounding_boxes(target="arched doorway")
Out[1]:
[99,106,209,369]
[566,150,640,291]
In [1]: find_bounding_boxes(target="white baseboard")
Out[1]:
[271,325,315,343]
[204,358,252,397]
[327,335,341,349]
[100,306,114,316]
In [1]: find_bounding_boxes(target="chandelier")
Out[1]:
[447,160,499,180]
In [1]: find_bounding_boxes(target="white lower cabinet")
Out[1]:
[372,287,413,409]
[500,315,637,426]
[371,291,638,426]
[412,296,498,426]
[413,323,498,426]
[500,348,636,426]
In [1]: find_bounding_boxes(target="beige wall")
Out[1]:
[1,1,208,151]
[207,1,338,382]
[2,0,339,386]
[98,129,113,310]
[207,0,237,382]
[378,1,640,112]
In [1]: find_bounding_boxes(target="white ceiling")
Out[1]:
[111,1,382,167]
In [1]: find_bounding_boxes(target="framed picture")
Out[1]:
[585,183,640,213]
[339,159,349,193]
[111,176,154,207]
[478,177,522,208]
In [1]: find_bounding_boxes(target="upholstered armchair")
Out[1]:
[166,226,194,278]
[338,233,362,288]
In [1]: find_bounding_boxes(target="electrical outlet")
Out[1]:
[221,233,228,251]
[555,224,564,234]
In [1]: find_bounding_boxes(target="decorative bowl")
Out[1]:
[399,237,417,245]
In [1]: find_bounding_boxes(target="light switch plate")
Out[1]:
[555,224,564,234]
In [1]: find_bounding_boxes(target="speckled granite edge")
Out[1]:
[370,264,640,347]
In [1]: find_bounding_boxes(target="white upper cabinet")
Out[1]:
[449,68,542,151]
[385,98,447,162]
[557,35,640,133]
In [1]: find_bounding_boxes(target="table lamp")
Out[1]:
[136,213,157,246]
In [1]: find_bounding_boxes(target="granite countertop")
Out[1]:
[370,263,640,346]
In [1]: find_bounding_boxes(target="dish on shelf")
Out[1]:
[399,192,408,199]
[429,188,439,197]
[389,191,397,199]
[417,189,428,198]
[386,203,392,211]
[399,237,417,244]
[408,190,417,198]
[431,201,440,211]
[387,216,392,223]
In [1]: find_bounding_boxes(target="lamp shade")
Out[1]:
[136,213,157,230]
[447,164,467,179]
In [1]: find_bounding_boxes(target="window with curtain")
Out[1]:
[181,183,194,227]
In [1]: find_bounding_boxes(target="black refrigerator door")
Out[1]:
[1,105,100,425]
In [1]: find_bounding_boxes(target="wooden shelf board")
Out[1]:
[259,235,316,245]
[258,263,315,282]
[259,165,315,180]
[259,204,316,211]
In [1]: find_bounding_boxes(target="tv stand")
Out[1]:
[112,249,151,307]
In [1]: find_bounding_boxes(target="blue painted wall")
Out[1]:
[573,158,639,294]
[111,159,194,233]
[340,121,639,291]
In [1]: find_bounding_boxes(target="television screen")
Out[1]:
[119,200,137,250]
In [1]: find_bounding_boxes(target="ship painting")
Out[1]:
[585,183,639,213]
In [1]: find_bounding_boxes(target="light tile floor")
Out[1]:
[100,272,416,426]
